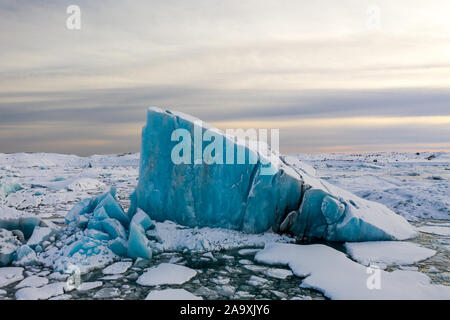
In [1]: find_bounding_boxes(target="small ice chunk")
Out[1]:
[247,275,270,287]
[202,252,216,261]
[137,263,197,286]
[126,209,154,259]
[97,193,130,228]
[243,265,267,272]
[109,238,128,256]
[0,267,24,287]
[15,282,66,300]
[211,277,230,285]
[93,287,120,299]
[13,245,38,266]
[345,241,436,266]
[238,248,261,256]
[77,281,103,292]
[417,226,450,236]
[100,218,127,240]
[263,268,293,279]
[215,285,235,298]
[145,288,202,300]
[49,294,72,300]
[15,276,48,289]
[100,275,122,281]
[27,227,55,248]
[48,272,69,281]
[102,261,132,275]
[66,178,106,192]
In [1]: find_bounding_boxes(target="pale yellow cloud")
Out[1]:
[212,116,450,130]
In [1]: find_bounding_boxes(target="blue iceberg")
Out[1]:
[128,108,417,242]
[129,107,302,234]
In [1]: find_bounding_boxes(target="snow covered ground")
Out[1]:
[0,152,449,300]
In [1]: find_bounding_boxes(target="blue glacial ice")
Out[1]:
[128,107,417,242]
[62,188,154,261]
[129,107,303,234]
[127,209,153,259]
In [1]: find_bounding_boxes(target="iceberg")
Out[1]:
[0,267,24,288]
[27,226,56,249]
[129,107,302,234]
[128,108,416,242]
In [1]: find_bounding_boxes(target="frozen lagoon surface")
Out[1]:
[0,151,449,299]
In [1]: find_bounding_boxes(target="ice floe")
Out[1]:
[417,226,450,236]
[14,275,48,289]
[102,261,132,275]
[145,288,202,300]
[137,263,197,286]
[76,281,103,292]
[0,267,24,288]
[344,241,436,266]
[15,282,66,300]
[255,243,450,299]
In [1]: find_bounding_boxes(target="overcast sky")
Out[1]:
[1,0,450,155]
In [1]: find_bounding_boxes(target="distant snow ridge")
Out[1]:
[128,107,416,242]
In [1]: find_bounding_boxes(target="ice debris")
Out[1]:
[145,288,202,300]
[0,229,21,266]
[0,207,60,267]
[63,188,154,261]
[128,108,416,242]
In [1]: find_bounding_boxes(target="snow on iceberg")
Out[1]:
[53,188,154,267]
[129,107,416,242]
[0,229,21,266]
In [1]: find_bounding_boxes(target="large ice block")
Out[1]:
[129,107,303,234]
[128,108,417,242]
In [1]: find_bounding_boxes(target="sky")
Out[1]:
[0,0,450,156]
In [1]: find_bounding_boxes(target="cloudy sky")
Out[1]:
[1,0,449,155]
